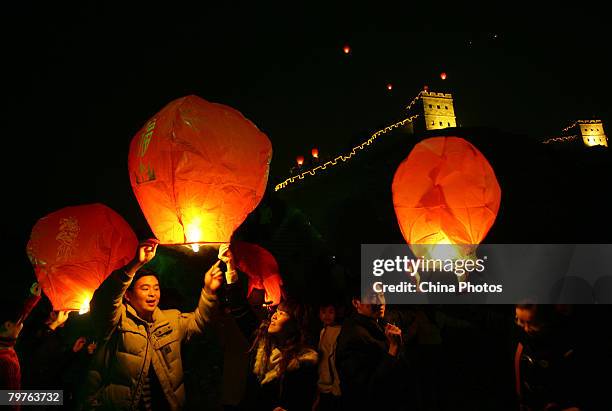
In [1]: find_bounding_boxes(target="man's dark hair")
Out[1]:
[127,268,160,291]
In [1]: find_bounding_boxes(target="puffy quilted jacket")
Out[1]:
[85,268,217,410]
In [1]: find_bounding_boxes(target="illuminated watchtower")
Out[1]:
[407,91,457,133]
[575,120,608,147]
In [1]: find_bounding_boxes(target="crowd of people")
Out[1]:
[2,239,610,411]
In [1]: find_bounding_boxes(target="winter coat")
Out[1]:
[85,268,217,411]
[224,283,319,411]
[335,313,410,411]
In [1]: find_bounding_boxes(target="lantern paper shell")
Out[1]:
[128,95,272,245]
[232,242,283,306]
[26,204,138,311]
[392,137,501,256]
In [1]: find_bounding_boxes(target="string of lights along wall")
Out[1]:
[543,120,608,148]
[274,92,425,192]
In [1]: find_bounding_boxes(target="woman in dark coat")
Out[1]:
[220,245,318,411]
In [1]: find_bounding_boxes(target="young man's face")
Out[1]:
[319,305,336,326]
[353,291,386,319]
[126,275,160,319]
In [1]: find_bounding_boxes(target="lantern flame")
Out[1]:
[185,219,203,252]
[79,295,91,315]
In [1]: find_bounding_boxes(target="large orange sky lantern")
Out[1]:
[128,95,272,250]
[26,203,138,312]
[232,241,284,306]
[392,137,501,262]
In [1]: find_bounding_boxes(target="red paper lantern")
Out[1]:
[296,155,305,166]
[128,95,272,248]
[232,242,284,306]
[26,204,138,311]
[392,137,501,259]
[343,45,351,54]
[311,148,319,158]
[440,72,447,80]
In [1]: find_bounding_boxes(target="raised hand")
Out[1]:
[47,310,71,330]
[218,243,233,265]
[204,260,224,295]
[136,238,159,266]
[384,323,403,356]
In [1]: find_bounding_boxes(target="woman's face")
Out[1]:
[268,307,291,334]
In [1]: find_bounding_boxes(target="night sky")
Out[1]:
[2,4,611,282]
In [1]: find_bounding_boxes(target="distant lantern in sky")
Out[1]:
[296,155,305,166]
[392,137,501,267]
[311,148,319,158]
[26,203,138,311]
[343,44,351,54]
[128,95,272,251]
[423,85,429,91]
[440,72,447,80]
[387,83,393,91]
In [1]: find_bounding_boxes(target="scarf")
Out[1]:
[253,340,318,385]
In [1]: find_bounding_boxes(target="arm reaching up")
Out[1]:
[89,239,158,340]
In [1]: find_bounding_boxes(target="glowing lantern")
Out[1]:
[311,148,319,159]
[343,45,351,54]
[387,83,393,91]
[423,85,429,91]
[128,95,272,250]
[26,204,138,311]
[440,72,447,80]
[296,155,305,166]
[392,137,501,266]
[232,242,284,306]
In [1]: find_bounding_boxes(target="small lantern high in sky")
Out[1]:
[343,44,351,54]
[26,203,138,311]
[128,95,272,251]
[311,148,319,158]
[392,137,501,273]
[296,155,305,166]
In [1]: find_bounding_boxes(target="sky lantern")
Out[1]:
[343,44,351,54]
[423,85,429,91]
[311,148,319,158]
[128,95,272,251]
[387,83,393,91]
[440,72,447,80]
[26,203,138,312]
[392,137,501,269]
[232,242,284,306]
[296,155,305,166]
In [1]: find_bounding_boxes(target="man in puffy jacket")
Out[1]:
[85,238,223,410]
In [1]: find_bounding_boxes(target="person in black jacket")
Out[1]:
[335,288,408,411]
[220,244,319,411]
